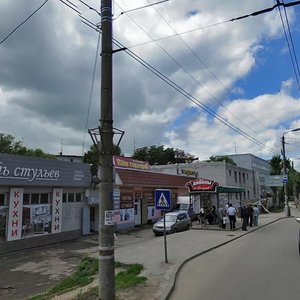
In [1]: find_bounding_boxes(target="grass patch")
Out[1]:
[28,256,98,300]
[28,258,146,300]
[115,263,146,289]
[268,207,284,213]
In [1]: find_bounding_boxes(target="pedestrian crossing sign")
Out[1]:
[155,189,172,210]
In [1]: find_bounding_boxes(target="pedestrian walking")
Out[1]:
[226,203,237,230]
[253,204,260,226]
[218,205,227,229]
[199,206,206,226]
[240,203,248,231]
[247,204,254,227]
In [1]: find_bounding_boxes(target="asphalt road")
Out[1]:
[170,218,300,300]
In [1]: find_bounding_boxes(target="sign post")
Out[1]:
[155,189,172,263]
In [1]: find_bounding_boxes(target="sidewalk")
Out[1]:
[113,209,287,300]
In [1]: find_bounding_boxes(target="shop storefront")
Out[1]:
[84,156,192,232]
[185,177,245,210]
[0,153,90,254]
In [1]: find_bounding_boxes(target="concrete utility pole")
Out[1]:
[99,0,115,299]
[282,134,291,217]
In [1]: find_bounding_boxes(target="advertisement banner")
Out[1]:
[52,188,63,233]
[7,188,23,241]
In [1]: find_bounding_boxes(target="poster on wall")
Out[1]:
[52,188,63,233]
[7,188,23,241]
[22,205,52,237]
[120,188,134,209]
[147,206,161,220]
[119,208,134,223]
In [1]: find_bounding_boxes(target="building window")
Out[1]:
[76,193,82,202]
[243,173,245,183]
[229,170,232,176]
[31,194,40,204]
[40,193,49,204]
[68,193,75,202]
[0,194,6,206]
[247,191,250,199]
[238,172,241,183]
[246,173,249,179]
[23,194,30,205]
[234,171,237,182]
[63,193,67,202]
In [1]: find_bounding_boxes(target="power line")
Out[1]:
[276,0,300,93]
[0,0,49,45]
[145,0,270,136]
[82,31,101,155]
[77,9,278,154]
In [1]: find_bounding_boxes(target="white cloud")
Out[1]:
[0,0,299,167]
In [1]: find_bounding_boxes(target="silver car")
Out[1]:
[153,211,191,236]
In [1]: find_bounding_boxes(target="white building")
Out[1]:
[151,160,257,208]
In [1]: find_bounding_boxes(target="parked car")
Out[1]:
[153,211,191,236]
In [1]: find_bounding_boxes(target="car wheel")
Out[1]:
[186,224,190,230]
[172,228,177,234]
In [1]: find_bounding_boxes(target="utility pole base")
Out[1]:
[284,204,291,217]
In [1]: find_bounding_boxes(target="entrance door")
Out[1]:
[134,199,141,225]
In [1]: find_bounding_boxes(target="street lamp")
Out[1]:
[282,127,300,217]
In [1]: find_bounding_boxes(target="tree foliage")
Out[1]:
[0,133,54,159]
[83,144,122,165]
[269,154,300,204]
[207,155,236,165]
[132,145,198,165]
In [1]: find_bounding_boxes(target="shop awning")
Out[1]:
[216,186,245,193]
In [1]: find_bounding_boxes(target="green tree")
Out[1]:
[269,154,282,175]
[132,145,197,165]
[0,133,54,159]
[207,155,236,165]
[83,144,122,165]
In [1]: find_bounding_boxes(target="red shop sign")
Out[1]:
[185,178,219,192]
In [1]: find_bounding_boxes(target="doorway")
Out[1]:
[134,199,141,225]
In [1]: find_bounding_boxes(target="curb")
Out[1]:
[162,217,285,300]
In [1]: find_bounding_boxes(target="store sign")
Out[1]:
[52,188,63,233]
[185,178,219,192]
[113,156,150,171]
[0,164,60,182]
[7,188,23,241]
[0,153,90,187]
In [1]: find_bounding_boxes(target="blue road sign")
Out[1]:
[155,189,172,210]
[282,175,288,183]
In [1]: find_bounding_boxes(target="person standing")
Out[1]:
[240,203,248,231]
[227,203,237,230]
[253,204,260,226]
[247,204,254,227]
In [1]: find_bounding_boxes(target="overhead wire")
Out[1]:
[82,31,101,155]
[0,0,49,45]
[79,16,277,154]
[276,0,300,93]
[145,0,270,136]
[59,0,287,154]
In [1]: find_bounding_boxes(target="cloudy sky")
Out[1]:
[1,0,300,168]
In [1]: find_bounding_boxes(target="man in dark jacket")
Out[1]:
[247,204,254,227]
[240,204,248,231]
